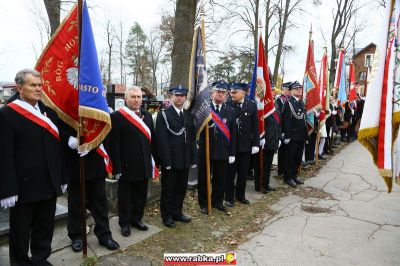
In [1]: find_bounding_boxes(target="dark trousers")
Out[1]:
[262,149,275,189]
[225,152,251,202]
[9,197,57,266]
[160,168,189,220]
[198,158,227,208]
[278,142,287,175]
[284,140,305,180]
[305,132,317,162]
[325,125,332,153]
[67,179,111,242]
[118,179,148,227]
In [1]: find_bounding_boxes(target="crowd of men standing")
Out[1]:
[0,68,363,265]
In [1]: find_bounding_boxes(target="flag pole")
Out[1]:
[257,19,264,193]
[77,0,87,258]
[199,2,212,214]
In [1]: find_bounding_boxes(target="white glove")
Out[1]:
[78,149,89,157]
[61,184,68,193]
[1,195,18,209]
[332,110,337,115]
[68,136,78,150]
[251,146,259,154]
[229,156,235,164]
[281,133,285,139]
[165,166,171,170]
[114,173,121,180]
[260,139,265,149]
[190,164,197,169]
[284,139,291,144]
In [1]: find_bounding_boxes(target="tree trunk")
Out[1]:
[170,0,197,88]
[253,0,260,55]
[264,0,271,55]
[329,41,337,89]
[43,0,60,36]
[272,0,290,84]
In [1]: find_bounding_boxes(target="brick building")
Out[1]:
[352,43,376,95]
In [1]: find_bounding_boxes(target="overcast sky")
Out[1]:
[0,0,386,85]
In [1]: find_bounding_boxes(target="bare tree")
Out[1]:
[104,20,115,85]
[329,0,363,86]
[43,0,60,36]
[115,21,125,85]
[272,0,303,84]
[29,1,52,54]
[263,0,279,55]
[170,0,198,87]
[147,28,165,95]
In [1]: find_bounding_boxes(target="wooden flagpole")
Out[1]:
[77,0,87,258]
[200,2,212,214]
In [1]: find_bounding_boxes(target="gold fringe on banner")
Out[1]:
[78,106,111,151]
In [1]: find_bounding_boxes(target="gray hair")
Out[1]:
[15,69,41,86]
[124,86,142,98]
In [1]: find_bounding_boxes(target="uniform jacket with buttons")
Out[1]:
[281,96,307,142]
[228,99,260,153]
[155,106,197,169]
[198,102,237,160]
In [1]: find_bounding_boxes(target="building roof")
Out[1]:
[353,43,376,58]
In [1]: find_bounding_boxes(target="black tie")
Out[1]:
[237,103,241,109]
[216,105,220,113]
[179,111,184,123]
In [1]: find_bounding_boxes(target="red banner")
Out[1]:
[35,4,79,130]
[349,61,357,102]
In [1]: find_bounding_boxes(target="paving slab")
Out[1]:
[235,142,400,265]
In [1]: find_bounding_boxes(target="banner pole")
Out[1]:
[77,0,87,258]
[205,124,212,213]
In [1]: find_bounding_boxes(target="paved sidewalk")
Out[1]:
[236,142,400,266]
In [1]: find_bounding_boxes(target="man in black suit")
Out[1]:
[281,81,307,188]
[197,80,237,215]
[225,82,260,207]
[155,85,197,228]
[63,122,119,252]
[108,86,158,237]
[0,69,67,265]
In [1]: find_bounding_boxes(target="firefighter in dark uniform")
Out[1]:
[276,82,291,176]
[281,81,307,188]
[0,69,67,265]
[155,85,197,228]
[64,126,119,252]
[225,82,260,207]
[108,86,158,237]
[198,80,237,215]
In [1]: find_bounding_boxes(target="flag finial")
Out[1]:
[309,24,313,39]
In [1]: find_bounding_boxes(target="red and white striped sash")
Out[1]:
[8,99,60,141]
[96,144,113,175]
[118,107,159,179]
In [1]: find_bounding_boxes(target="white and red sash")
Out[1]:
[96,144,113,176]
[8,99,60,141]
[118,107,159,179]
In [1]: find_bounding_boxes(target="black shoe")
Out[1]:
[284,179,297,188]
[131,221,149,231]
[163,217,176,228]
[173,214,192,223]
[200,207,209,215]
[237,198,250,204]
[99,238,120,250]
[225,201,234,208]
[308,160,316,165]
[213,204,227,212]
[293,177,304,185]
[71,239,83,252]
[265,186,276,192]
[318,154,326,160]
[261,189,268,194]
[121,225,131,237]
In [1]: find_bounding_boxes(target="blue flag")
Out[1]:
[337,56,347,106]
[249,52,258,100]
[78,0,111,151]
[188,27,211,138]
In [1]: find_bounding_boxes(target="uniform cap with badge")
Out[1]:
[229,82,247,91]
[282,82,292,90]
[211,80,229,91]
[288,81,302,90]
[169,85,188,96]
